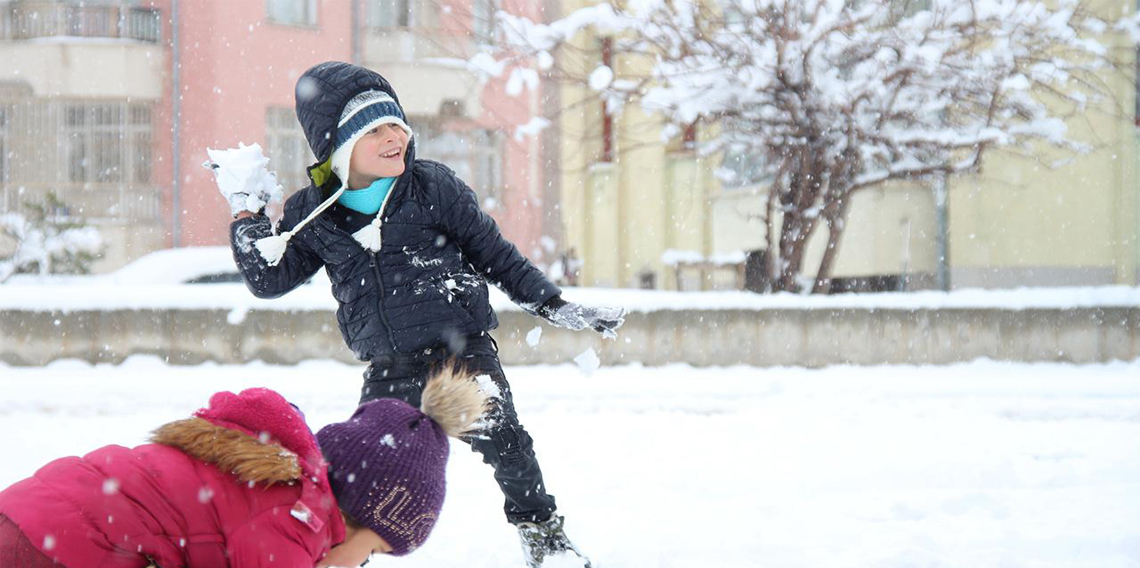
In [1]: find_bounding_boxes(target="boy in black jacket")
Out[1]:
[224,61,623,568]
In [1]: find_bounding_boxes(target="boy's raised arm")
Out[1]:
[229,212,324,299]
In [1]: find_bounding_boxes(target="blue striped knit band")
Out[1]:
[334,91,409,152]
[330,90,413,188]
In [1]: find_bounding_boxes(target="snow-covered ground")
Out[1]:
[1,358,1138,567]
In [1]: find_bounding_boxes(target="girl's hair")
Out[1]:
[341,509,364,531]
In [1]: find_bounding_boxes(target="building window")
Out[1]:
[265,106,314,193]
[130,106,152,185]
[0,105,8,184]
[1136,0,1140,126]
[267,0,317,26]
[63,102,152,185]
[719,143,770,190]
[368,0,413,28]
[1,99,157,222]
[415,120,503,205]
[3,3,161,42]
[472,0,498,44]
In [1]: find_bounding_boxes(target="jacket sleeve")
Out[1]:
[230,204,324,300]
[434,164,561,309]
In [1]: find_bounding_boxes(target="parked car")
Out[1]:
[106,246,243,285]
[4,246,330,287]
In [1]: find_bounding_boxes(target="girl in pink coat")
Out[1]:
[0,368,486,568]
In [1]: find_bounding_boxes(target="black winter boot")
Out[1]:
[517,514,592,568]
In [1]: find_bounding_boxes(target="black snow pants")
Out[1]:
[359,333,557,525]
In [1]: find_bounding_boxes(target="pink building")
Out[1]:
[0,0,553,271]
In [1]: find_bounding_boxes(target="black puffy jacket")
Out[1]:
[229,62,559,360]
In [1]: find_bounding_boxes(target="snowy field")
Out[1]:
[1,357,1138,568]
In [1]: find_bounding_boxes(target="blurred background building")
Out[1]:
[0,0,553,271]
[0,0,1136,291]
[553,0,1140,292]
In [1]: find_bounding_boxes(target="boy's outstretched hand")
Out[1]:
[538,296,626,340]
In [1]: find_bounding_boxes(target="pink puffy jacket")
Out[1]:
[0,388,346,568]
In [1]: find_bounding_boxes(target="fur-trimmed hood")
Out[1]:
[156,387,329,484]
[150,417,302,485]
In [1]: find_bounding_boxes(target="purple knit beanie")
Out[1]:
[316,368,487,556]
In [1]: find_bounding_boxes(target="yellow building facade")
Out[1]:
[555,0,1140,291]
[555,8,717,290]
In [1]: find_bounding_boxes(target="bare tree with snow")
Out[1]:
[482,0,1139,292]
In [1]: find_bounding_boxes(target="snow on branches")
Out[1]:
[0,194,103,283]
[481,0,1136,292]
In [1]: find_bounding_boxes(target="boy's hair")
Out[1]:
[317,366,488,556]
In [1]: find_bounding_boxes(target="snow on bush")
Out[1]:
[0,194,103,283]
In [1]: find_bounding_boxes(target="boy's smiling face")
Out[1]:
[347,123,409,189]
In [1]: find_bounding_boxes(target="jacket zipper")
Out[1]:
[370,253,398,351]
[369,176,402,352]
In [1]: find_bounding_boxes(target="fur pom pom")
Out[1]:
[352,221,382,252]
[255,233,289,266]
[420,365,490,438]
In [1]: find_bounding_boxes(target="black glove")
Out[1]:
[538,296,626,339]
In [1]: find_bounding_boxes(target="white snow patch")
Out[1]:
[573,348,600,375]
[525,326,543,347]
[474,374,503,400]
[588,65,614,91]
[538,552,590,568]
[514,117,551,141]
[198,487,215,503]
[226,307,248,325]
[0,358,1138,567]
[4,283,1139,314]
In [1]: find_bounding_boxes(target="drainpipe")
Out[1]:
[934,172,950,291]
[350,0,360,64]
[170,0,182,247]
[351,0,362,64]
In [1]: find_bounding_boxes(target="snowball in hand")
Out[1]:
[204,142,284,217]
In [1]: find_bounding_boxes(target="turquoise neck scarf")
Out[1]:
[338,177,396,215]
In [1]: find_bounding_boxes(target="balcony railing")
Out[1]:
[1,2,161,43]
[2,183,162,225]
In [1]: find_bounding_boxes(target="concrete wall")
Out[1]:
[3,306,1135,367]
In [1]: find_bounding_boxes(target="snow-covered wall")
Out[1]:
[1,285,1137,366]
